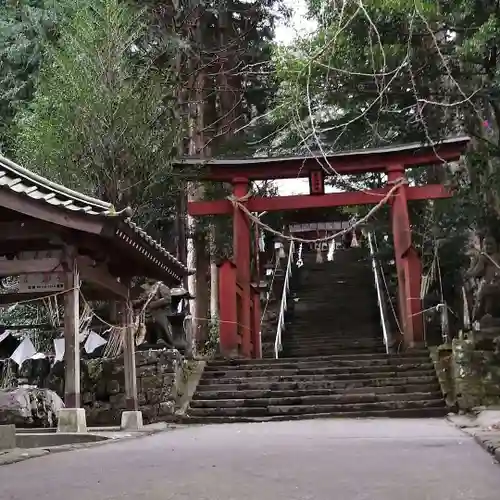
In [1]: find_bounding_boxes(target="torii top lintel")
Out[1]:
[175,136,470,182]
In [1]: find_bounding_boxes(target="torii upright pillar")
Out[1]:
[231,177,253,357]
[387,165,424,347]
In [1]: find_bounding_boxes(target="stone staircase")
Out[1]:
[283,247,386,357]
[184,247,446,423]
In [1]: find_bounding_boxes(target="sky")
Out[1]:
[272,1,322,196]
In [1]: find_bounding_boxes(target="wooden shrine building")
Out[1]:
[0,155,188,431]
[176,137,470,357]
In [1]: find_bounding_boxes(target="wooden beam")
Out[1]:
[0,189,105,235]
[0,221,64,241]
[77,256,128,299]
[0,257,63,277]
[188,184,452,216]
[63,247,80,409]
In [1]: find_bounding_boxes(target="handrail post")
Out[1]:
[367,232,391,354]
[274,240,295,358]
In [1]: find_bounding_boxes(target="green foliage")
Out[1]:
[200,316,220,358]
[14,0,182,228]
[0,0,61,153]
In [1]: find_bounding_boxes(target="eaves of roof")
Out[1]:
[0,155,188,282]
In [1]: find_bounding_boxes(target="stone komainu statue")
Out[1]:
[465,235,500,326]
[132,280,175,348]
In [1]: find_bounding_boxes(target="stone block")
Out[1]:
[138,392,147,406]
[453,337,500,409]
[109,393,127,407]
[107,379,123,395]
[0,424,16,450]
[140,404,159,423]
[120,410,143,431]
[82,392,95,405]
[136,364,158,377]
[86,406,121,427]
[145,388,163,405]
[158,401,175,416]
[140,375,162,392]
[136,349,161,366]
[0,388,64,428]
[57,408,87,433]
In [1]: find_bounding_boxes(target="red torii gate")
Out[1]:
[179,137,470,358]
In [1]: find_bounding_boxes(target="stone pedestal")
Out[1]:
[57,408,87,433]
[120,410,143,431]
[0,424,16,450]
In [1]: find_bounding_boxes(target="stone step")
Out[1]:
[181,406,447,424]
[203,356,430,372]
[199,368,437,385]
[292,286,377,292]
[295,283,374,289]
[290,316,378,322]
[297,279,373,286]
[283,348,388,357]
[283,339,386,347]
[295,278,373,284]
[286,337,383,344]
[282,341,386,352]
[202,363,435,380]
[207,352,430,366]
[289,313,379,321]
[297,270,372,276]
[190,391,443,408]
[290,319,378,326]
[283,340,385,347]
[284,335,382,344]
[299,264,371,269]
[188,398,445,418]
[296,274,373,280]
[283,339,384,346]
[289,308,378,317]
[284,338,383,346]
[193,384,441,400]
[300,260,369,267]
[286,325,381,331]
[196,375,439,392]
[283,344,384,353]
[292,304,374,311]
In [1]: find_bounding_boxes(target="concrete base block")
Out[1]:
[0,425,16,450]
[120,411,144,431]
[57,408,87,433]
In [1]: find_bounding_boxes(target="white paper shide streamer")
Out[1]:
[84,331,107,354]
[10,337,37,366]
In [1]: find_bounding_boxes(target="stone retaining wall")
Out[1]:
[0,349,186,426]
[429,345,456,408]
[453,337,500,410]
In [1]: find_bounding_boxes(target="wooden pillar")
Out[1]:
[63,248,80,408]
[251,284,262,359]
[387,165,424,347]
[232,177,252,357]
[218,260,239,356]
[122,301,138,411]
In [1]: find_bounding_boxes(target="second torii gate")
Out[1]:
[178,137,470,357]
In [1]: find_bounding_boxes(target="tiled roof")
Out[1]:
[0,155,188,281]
[175,136,471,165]
[0,155,115,215]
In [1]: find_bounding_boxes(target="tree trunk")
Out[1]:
[186,2,209,351]
[210,224,219,320]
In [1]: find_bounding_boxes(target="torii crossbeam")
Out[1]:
[176,137,470,357]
